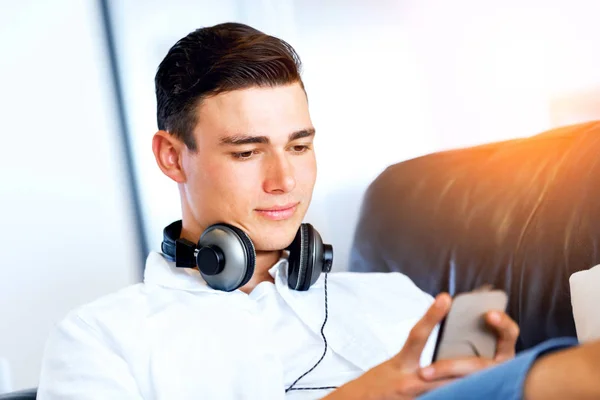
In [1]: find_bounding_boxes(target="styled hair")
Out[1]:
[155,22,304,150]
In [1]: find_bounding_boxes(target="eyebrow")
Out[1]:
[219,128,316,146]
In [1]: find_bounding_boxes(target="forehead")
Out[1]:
[194,83,311,141]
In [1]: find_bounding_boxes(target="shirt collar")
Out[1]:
[144,251,388,371]
[143,251,288,293]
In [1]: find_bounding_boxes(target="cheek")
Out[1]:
[295,155,317,190]
[204,161,258,207]
[185,158,247,215]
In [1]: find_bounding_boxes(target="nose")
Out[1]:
[263,152,296,194]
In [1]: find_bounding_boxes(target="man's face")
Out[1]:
[180,82,316,251]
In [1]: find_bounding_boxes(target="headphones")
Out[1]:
[161,220,333,292]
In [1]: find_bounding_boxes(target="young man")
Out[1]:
[37,23,520,399]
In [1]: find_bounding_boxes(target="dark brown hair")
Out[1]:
[155,22,304,151]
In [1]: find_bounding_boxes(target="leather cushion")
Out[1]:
[349,120,600,351]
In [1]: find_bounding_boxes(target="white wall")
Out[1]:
[0,0,139,391]
[111,0,600,274]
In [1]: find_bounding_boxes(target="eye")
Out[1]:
[291,145,311,154]
[231,150,255,160]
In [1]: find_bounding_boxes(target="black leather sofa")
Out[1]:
[350,120,600,352]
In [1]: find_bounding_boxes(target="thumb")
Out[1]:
[393,293,451,369]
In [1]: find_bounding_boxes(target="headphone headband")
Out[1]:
[162,220,196,268]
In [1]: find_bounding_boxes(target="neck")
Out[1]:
[238,250,281,294]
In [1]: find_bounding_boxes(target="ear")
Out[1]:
[152,130,186,183]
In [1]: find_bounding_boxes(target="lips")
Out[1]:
[255,202,299,221]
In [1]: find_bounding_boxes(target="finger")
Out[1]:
[486,311,520,362]
[394,293,452,367]
[418,357,494,381]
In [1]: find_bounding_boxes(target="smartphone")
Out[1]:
[432,288,508,362]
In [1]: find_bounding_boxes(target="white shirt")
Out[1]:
[38,252,438,399]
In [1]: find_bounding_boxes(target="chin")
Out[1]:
[251,222,300,252]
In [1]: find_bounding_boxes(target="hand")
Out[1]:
[324,293,457,400]
[418,306,520,382]
[487,308,520,362]
[325,294,521,400]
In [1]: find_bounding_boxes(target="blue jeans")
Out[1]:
[417,337,579,400]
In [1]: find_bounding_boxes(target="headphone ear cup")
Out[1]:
[198,224,256,292]
[224,225,256,289]
[287,224,309,291]
[287,223,324,291]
